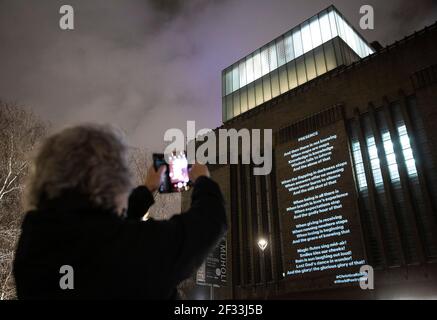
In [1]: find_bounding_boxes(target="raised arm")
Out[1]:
[159,164,227,286]
[126,186,155,220]
[126,165,165,220]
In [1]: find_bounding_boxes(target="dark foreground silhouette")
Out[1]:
[13,176,226,299]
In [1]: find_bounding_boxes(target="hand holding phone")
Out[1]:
[153,152,192,193]
[188,163,210,182]
[144,165,166,193]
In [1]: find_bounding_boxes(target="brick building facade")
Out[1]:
[184,10,437,299]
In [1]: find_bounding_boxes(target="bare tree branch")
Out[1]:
[0,135,28,203]
[0,100,48,299]
[0,138,13,196]
[0,265,12,300]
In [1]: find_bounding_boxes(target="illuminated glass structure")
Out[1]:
[222,5,374,122]
[185,12,437,299]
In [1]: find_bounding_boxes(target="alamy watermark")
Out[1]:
[59,5,74,30]
[360,5,374,30]
[359,264,374,290]
[59,5,374,33]
[59,265,74,290]
[164,121,273,175]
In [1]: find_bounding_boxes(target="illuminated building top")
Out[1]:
[222,5,374,122]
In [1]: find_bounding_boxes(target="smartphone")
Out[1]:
[153,152,192,193]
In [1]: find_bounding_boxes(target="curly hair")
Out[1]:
[26,124,133,212]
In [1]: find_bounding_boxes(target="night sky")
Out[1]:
[1,0,436,150]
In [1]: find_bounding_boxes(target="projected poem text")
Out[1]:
[276,120,366,288]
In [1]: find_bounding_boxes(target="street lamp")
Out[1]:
[257,238,268,251]
[257,238,269,292]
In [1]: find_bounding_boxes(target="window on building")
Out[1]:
[352,120,417,190]
[398,124,418,177]
[349,98,437,267]
[366,135,384,187]
[351,140,367,191]
[381,130,400,183]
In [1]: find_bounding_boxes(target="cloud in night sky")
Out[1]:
[0,0,436,150]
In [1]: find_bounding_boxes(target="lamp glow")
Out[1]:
[257,238,268,251]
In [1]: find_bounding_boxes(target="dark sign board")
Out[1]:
[196,238,227,287]
[275,118,366,290]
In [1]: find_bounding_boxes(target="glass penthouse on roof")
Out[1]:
[222,5,375,122]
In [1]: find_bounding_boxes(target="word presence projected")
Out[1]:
[277,127,365,286]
